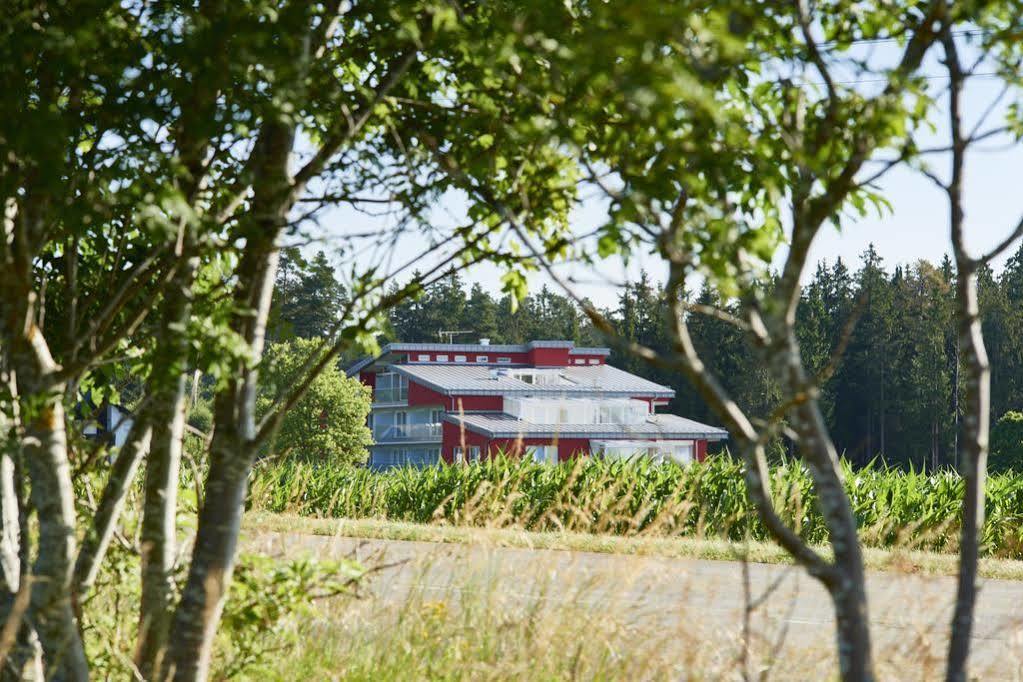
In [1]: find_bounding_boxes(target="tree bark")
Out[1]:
[780,335,873,682]
[11,332,88,681]
[137,255,198,679]
[946,271,989,681]
[162,119,292,682]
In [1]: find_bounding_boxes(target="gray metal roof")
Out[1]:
[346,355,375,376]
[391,363,675,398]
[444,413,728,440]
[569,346,612,356]
[347,341,612,376]
[382,340,610,355]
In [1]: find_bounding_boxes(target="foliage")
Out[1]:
[186,397,213,435]
[218,555,367,678]
[257,339,373,464]
[249,455,1023,560]
[991,411,1023,472]
[268,248,349,342]
[82,540,364,680]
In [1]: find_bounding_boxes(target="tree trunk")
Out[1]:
[13,340,89,681]
[0,378,42,682]
[781,334,873,682]
[946,271,989,681]
[795,402,873,682]
[136,255,199,679]
[162,119,292,682]
[73,413,152,596]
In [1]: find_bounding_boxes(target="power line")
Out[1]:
[834,71,1001,85]
[819,28,990,49]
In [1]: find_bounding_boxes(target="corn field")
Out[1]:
[248,457,1023,559]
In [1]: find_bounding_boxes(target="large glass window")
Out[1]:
[375,372,408,403]
[504,397,648,425]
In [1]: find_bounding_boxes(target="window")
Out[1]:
[436,354,449,362]
[469,446,481,463]
[574,359,585,365]
[375,372,408,403]
[588,359,600,365]
[430,409,444,424]
[417,354,430,361]
[476,355,488,363]
[453,446,464,464]
[455,355,467,362]
[497,357,512,364]
[531,445,558,465]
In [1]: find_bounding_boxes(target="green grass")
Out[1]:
[248,456,1023,560]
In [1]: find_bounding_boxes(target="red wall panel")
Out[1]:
[451,395,504,412]
[556,438,591,461]
[407,381,450,408]
[528,347,571,367]
[695,439,708,462]
[359,371,376,389]
[441,421,490,462]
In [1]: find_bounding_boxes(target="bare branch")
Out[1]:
[979,214,1023,265]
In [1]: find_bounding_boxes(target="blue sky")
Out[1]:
[309,37,1023,309]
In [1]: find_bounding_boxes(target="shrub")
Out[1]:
[187,397,213,434]
[991,411,1023,472]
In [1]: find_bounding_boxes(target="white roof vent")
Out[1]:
[479,338,490,346]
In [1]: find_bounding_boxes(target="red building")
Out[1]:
[348,340,727,468]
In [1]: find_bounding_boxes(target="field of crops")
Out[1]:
[248,456,1023,559]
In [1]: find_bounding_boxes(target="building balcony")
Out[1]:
[374,423,442,443]
[373,387,408,405]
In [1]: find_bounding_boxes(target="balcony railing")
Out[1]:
[373,386,408,404]
[374,423,442,442]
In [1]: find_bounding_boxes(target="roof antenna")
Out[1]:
[437,330,473,344]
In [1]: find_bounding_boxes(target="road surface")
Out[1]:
[246,530,1023,679]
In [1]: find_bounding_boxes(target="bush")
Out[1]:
[256,339,372,464]
[187,397,213,434]
[991,411,1023,472]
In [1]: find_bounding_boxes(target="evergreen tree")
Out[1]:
[268,249,348,340]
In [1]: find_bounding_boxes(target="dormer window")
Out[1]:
[436,354,449,362]
[455,355,467,362]
[476,355,488,363]
[497,357,512,364]
[417,354,430,361]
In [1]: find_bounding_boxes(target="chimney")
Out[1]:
[479,338,490,346]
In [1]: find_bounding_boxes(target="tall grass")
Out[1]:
[248,456,1023,559]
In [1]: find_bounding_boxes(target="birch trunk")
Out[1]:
[137,255,198,679]
[162,119,292,682]
[12,332,88,681]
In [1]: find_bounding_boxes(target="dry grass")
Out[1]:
[243,521,1023,681]
[243,511,1023,582]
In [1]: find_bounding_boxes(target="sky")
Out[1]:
[307,35,1023,311]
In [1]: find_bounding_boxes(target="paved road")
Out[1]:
[246,531,1023,679]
